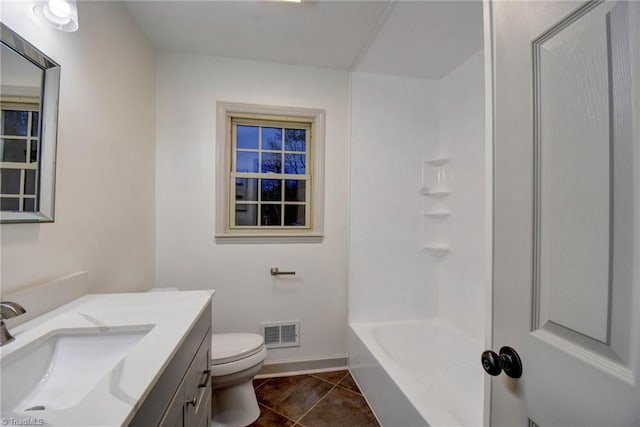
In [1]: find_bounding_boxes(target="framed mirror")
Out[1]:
[1,23,60,223]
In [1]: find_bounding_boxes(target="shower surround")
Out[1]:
[348,50,487,426]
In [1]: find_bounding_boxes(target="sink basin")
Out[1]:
[1,326,153,412]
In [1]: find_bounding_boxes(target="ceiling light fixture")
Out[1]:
[33,0,79,32]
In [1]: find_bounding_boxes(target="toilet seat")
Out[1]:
[209,333,266,426]
[210,346,267,377]
[211,333,266,377]
[211,333,264,365]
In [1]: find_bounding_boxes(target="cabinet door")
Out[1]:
[158,384,184,427]
[195,385,212,427]
[184,333,211,426]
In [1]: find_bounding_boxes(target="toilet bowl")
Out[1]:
[210,333,267,427]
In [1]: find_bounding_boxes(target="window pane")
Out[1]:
[31,112,39,137]
[236,203,257,226]
[285,129,306,152]
[284,154,305,174]
[0,169,21,194]
[260,204,281,226]
[261,179,281,201]
[30,140,38,163]
[284,205,305,226]
[235,178,257,201]
[236,151,258,172]
[1,111,29,136]
[237,125,259,149]
[261,153,281,173]
[1,139,27,162]
[23,198,36,212]
[285,180,306,202]
[261,127,282,150]
[0,197,19,211]
[24,170,37,195]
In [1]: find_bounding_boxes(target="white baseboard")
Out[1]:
[256,355,348,378]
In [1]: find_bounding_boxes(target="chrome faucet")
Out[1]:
[0,301,26,346]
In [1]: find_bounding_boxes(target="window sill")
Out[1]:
[214,233,324,244]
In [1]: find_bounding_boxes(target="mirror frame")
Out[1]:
[1,22,60,223]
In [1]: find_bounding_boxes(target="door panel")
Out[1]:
[492,0,640,425]
[533,0,634,365]
[535,1,612,344]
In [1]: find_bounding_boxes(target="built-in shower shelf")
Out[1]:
[421,187,451,198]
[423,211,451,221]
[422,245,450,256]
[423,156,450,167]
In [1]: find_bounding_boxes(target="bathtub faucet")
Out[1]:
[0,301,26,346]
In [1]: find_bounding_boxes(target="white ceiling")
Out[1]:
[124,0,483,80]
[124,1,390,70]
[354,1,484,79]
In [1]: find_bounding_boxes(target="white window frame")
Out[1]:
[215,102,325,243]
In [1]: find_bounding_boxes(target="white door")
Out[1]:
[491,0,640,425]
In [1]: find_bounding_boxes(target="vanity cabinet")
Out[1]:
[130,301,212,427]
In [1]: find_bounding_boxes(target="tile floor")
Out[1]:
[250,370,380,427]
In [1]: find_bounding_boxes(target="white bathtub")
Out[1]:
[349,319,484,427]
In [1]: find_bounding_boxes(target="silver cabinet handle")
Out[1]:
[186,397,197,407]
[270,267,295,276]
[198,370,210,388]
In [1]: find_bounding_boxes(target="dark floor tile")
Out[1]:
[310,370,349,385]
[256,375,334,421]
[249,404,295,427]
[298,386,379,427]
[337,373,361,394]
[254,378,270,389]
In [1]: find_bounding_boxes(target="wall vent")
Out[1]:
[261,321,300,349]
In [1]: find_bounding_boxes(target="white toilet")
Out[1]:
[148,287,266,427]
[210,333,267,427]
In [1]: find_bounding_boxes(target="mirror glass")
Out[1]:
[0,23,60,223]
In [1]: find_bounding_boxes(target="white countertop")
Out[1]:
[0,290,213,426]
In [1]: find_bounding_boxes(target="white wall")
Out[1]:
[349,51,486,337]
[0,1,156,294]
[349,72,440,322]
[437,50,486,339]
[155,52,350,362]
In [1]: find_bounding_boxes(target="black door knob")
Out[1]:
[481,346,522,378]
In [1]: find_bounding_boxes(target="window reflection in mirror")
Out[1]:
[0,23,60,223]
[1,44,43,213]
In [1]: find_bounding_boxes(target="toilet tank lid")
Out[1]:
[211,333,264,364]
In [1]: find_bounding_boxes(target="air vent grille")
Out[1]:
[264,326,281,345]
[261,321,300,349]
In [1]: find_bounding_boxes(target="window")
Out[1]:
[216,103,325,243]
[232,119,310,228]
[1,101,40,212]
